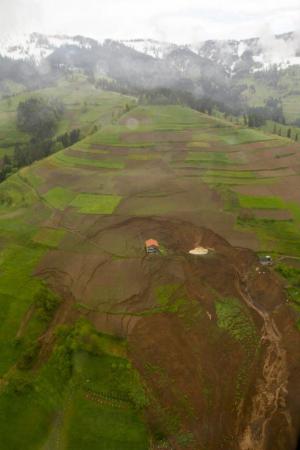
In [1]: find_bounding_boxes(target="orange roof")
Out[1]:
[145,239,159,248]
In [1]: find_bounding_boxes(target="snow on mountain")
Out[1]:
[1,32,300,73]
[0,33,95,64]
[120,39,179,59]
[194,33,300,73]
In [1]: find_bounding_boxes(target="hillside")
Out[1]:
[0,77,135,159]
[238,66,300,123]
[0,98,299,449]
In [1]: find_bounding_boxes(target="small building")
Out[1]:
[259,255,273,266]
[145,239,160,254]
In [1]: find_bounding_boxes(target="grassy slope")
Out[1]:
[239,66,300,122]
[0,74,135,159]
[0,100,299,448]
[261,120,300,141]
[0,79,26,100]
[0,87,149,450]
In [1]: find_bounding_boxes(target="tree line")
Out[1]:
[96,77,290,128]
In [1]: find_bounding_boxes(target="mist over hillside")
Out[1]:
[2,31,300,71]
[1,31,300,123]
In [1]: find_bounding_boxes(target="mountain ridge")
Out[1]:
[1,31,300,73]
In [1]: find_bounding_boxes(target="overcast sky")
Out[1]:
[1,0,300,43]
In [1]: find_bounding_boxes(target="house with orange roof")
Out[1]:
[145,239,160,254]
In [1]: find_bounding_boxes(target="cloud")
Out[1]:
[0,0,42,37]
[258,25,300,64]
[0,0,299,43]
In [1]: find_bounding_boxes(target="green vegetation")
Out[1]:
[208,169,257,179]
[0,243,46,374]
[240,67,300,122]
[0,97,68,182]
[215,297,258,345]
[52,151,124,169]
[43,187,75,210]
[32,227,66,248]
[275,263,300,330]
[155,284,186,314]
[186,151,229,164]
[128,153,160,160]
[71,194,122,214]
[0,320,149,450]
[262,120,300,141]
[0,173,37,210]
[66,390,148,450]
[203,169,264,185]
[17,97,64,140]
[238,195,286,210]
[220,127,274,145]
[231,195,300,256]
[0,77,136,168]
[215,297,260,402]
[34,286,61,323]
[238,217,300,256]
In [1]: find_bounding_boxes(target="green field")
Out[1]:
[238,195,286,210]
[44,187,75,210]
[33,228,66,248]
[186,151,230,164]
[71,194,122,214]
[52,151,125,170]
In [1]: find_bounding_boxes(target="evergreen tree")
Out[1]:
[17,97,63,140]
[13,143,27,167]
[69,129,80,145]
[3,154,11,166]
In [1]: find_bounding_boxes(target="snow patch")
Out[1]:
[120,39,177,59]
[0,33,94,64]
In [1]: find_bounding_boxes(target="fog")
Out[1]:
[258,27,300,64]
[0,0,300,44]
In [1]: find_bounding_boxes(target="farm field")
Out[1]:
[0,99,299,449]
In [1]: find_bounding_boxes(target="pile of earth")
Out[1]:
[35,217,300,450]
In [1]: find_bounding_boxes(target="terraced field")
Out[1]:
[0,101,299,449]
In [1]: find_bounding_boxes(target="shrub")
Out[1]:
[6,373,33,395]
[17,342,41,370]
[34,286,61,323]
